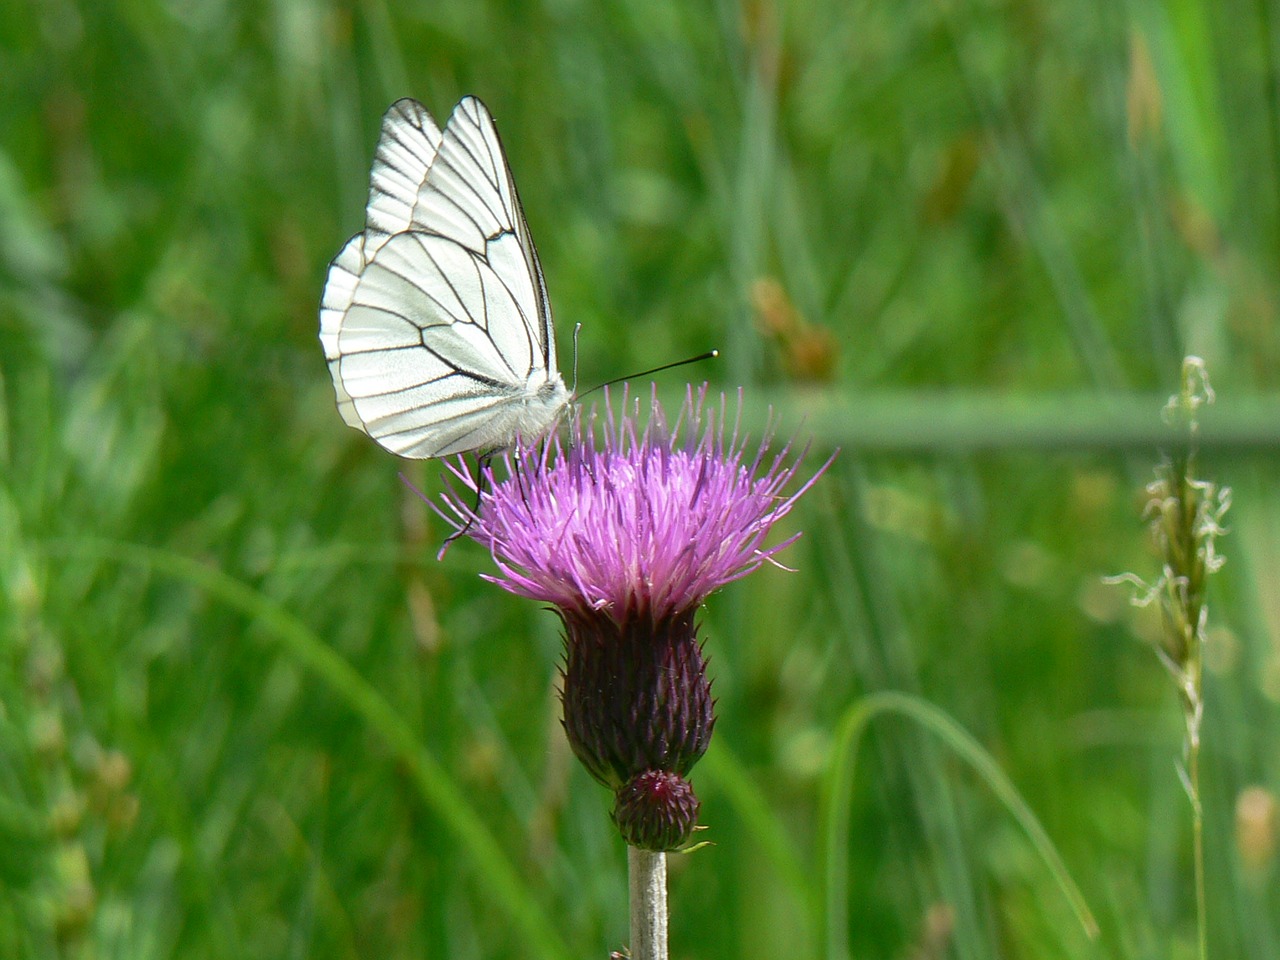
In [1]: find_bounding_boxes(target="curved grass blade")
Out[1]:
[818,690,1098,959]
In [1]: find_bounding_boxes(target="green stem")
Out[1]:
[1190,737,1207,960]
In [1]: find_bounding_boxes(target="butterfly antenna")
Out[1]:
[577,350,719,399]
[571,323,582,395]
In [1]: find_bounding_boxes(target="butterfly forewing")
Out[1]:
[412,98,555,375]
[413,99,517,252]
[320,96,569,459]
[365,100,443,251]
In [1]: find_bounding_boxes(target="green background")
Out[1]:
[3,0,1279,956]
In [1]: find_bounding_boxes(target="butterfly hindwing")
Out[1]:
[319,234,367,429]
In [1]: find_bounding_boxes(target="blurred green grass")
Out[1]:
[2,0,1279,957]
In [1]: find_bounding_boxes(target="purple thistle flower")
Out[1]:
[439,385,832,850]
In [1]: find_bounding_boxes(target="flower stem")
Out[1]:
[628,846,668,960]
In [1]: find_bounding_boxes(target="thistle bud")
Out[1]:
[613,770,701,851]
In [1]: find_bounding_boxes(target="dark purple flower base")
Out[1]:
[560,607,714,850]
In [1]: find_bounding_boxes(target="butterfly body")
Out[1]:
[321,97,570,458]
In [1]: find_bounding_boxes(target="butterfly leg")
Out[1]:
[440,453,492,549]
[512,447,532,508]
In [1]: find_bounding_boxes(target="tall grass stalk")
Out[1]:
[1106,357,1231,960]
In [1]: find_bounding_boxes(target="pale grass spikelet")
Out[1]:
[1105,357,1230,718]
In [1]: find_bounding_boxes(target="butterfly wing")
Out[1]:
[407,97,559,372]
[364,98,443,253]
[320,97,567,458]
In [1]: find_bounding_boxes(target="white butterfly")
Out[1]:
[320,97,570,458]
